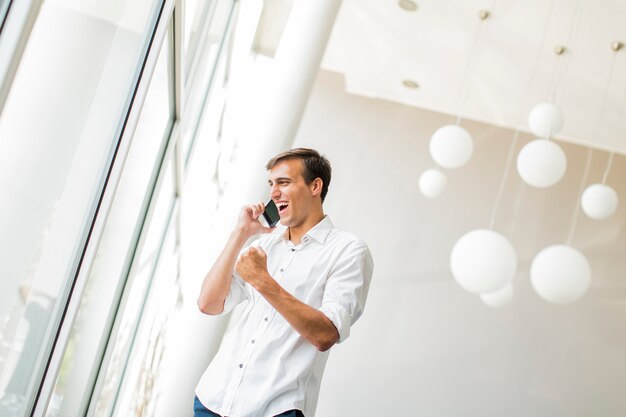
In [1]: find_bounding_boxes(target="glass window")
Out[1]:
[183,0,214,71]
[185,38,229,172]
[41,25,174,417]
[90,152,177,417]
[182,0,236,162]
[0,0,164,416]
[0,0,11,32]
[111,222,179,417]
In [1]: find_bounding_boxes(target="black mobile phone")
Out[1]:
[261,200,280,227]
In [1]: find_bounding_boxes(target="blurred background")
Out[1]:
[0,0,625,416]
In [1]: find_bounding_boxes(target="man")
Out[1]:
[195,148,373,417]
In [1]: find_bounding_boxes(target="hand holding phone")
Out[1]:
[261,200,280,228]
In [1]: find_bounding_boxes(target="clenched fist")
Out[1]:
[235,247,270,287]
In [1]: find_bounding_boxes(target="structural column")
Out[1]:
[159,1,344,415]
[230,0,344,205]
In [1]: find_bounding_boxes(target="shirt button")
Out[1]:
[280,268,284,272]
[264,317,269,321]
[251,339,255,344]
[239,363,243,369]
[291,248,295,252]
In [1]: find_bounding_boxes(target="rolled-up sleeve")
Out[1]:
[221,271,249,314]
[219,239,263,315]
[319,241,374,343]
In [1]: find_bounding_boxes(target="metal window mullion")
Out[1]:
[184,0,239,167]
[108,199,179,417]
[30,0,176,416]
[173,0,185,197]
[107,139,180,417]
[184,0,219,88]
[183,0,219,95]
[173,0,184,120]
[0,0,15,34]
[84,117,179,417]
[69,118,175,417]
[0,0,43,115]
[85,13,180,416]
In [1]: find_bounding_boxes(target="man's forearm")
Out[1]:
[197,229,248,315]
[254,274,339,351]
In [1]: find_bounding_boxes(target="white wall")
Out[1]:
[295,71,626,417]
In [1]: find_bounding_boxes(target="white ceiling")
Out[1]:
[321,0,626,155]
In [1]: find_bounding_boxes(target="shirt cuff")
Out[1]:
[319,301,351,344]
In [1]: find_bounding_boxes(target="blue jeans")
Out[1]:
[193,396,304,417]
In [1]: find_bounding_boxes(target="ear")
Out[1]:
[310,178,323,197]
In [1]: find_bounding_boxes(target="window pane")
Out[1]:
[0,0,10,31]
[91,153,176,417]
[41,26,174,417]
[182,0,235,161]
[183,0,214,71]
[112,223,179,417]
[184,38,229,172]
[0,0,163,415]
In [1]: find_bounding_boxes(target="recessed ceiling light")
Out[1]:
[398,0,418,12]
[402,80,419,89]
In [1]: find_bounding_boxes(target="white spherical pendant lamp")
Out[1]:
[429,125,474,169]
[530,245,591,305]
[516,139,567,188]
[450,229,518,294]
[480,282,514,308]
[528,102,564,138]
[419,168,447,199]
[581,184,619,220]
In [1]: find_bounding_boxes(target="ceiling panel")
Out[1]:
[322,0,626,155]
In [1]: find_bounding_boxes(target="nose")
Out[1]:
[270,184,280,200]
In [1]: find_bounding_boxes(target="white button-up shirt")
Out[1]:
[195,216,373,417]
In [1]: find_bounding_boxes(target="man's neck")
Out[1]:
[288,211,325,245]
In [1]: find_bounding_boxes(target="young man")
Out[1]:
[195,148,373,417]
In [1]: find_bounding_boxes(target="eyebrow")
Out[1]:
[268,177,293,184]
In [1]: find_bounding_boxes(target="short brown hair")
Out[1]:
[266,148,332,202]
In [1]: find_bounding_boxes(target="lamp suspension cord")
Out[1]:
[565,43,621,244]
[601,152,614,184]
[525,0,556,120]
[602,99,626,185]
[566,148,592,245]
[591,51,618,139]
[507,1,582,235]
[489,131,519,229]
[552,0,585,103]
[488,0,554,231]
[590,45,621,186]
[545,50,567,103]
[454,0,495,125]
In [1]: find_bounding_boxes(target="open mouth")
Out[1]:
[277,202,289,214]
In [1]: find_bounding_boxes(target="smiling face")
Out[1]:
[268,158,322,228]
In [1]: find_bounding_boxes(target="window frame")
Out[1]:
[29,1,178,416]
[183,0,239,167]
[0,0,41,115]
[0,0,240,414]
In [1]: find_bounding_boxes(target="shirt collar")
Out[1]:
[277,215,334,246]
[304,215,333,244]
